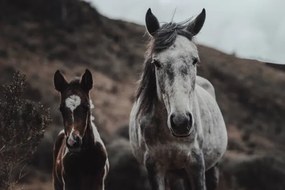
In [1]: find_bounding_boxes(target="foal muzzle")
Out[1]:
[66,133,82,152]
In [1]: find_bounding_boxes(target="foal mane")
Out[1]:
[65,79,89,95]
[136,21,194,116]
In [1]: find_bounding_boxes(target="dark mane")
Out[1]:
[65,79,81,90]
[65,79,89,96]
[136,58,157,116]
[136,21,193,116]
[152,22,193,52]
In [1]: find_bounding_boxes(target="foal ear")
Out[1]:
[145,8,160,36]
[81,69,93,92]
[186,8,206,36]
[54,70,68,92]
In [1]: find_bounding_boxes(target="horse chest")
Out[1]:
[147,142,197,169]
[61,143,107,176]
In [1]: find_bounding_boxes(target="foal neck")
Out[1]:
[82,118,96,148]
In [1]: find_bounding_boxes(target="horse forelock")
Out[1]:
[151,22,193,53]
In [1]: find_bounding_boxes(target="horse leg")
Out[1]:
[166,170,189,190]
[146,157,166,190]
[53,169,63,190]
[92,173,105,190]
[169,177,185,190]
[80,175,104,190]
[181,171,192,190]
[205,165,219,190]
[165,173,180,190]
[63,174,80,190]
[52,161,63,190]
[185,151,206,190]
[52,133,64,190]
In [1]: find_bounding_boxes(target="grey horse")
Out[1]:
[129,8,227,190]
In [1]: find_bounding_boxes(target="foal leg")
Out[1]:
[53,171,63,190]
[81,175,104,190]
[63,174,80,190]
[146,157,166,190]
[205,165,219,190]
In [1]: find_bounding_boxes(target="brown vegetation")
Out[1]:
[0,72,50,189]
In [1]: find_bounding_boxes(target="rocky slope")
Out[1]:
[0,0,285,190]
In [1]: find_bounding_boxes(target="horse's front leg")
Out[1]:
[186,151,206,190]
[80,174,104,190]
[145,156,166,190]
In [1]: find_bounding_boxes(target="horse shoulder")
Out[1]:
[196,76,216,99]
[195,86,227,169]
[53,130,65,188]
[53,130,65,160]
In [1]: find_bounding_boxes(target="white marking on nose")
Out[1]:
[67,128,76,146]
[65,95,81,112]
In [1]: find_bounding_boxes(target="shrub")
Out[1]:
[0,71,50,189]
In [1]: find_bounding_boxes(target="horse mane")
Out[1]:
[69,78,80,85]
[136,21,194,116]
[136,58,157,116]
[152,21,193,52]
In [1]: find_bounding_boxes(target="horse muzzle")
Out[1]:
[66,133,82,152]
[169,112,194,137]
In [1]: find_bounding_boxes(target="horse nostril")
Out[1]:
[186,112,193,128]
[170,114,175,128]
[73,136,81,146]
[67,133,82,149]
[170,113,193,136]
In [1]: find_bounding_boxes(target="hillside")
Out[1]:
[0,0,285,190]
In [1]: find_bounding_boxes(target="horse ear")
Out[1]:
[54,70,68,92]
[145,8,160,36]
[81,69,93,92]
[186,8,206,36]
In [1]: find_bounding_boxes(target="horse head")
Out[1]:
[54,69,93,152]
[145,9,206,137]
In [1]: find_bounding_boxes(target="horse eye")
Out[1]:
[152,59,162,68]
[192,57,199,65]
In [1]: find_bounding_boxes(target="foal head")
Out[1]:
[54,69,93,152]
[139,9,206,137]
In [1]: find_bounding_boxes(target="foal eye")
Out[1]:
[192,57,199,65]
[152,59,162,68]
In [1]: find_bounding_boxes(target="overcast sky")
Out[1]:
[86,0,285,64]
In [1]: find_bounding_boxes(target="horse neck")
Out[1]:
[82,116,95,148]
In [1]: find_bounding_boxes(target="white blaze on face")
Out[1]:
[155,35,198,114]
[65,95,81,112]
